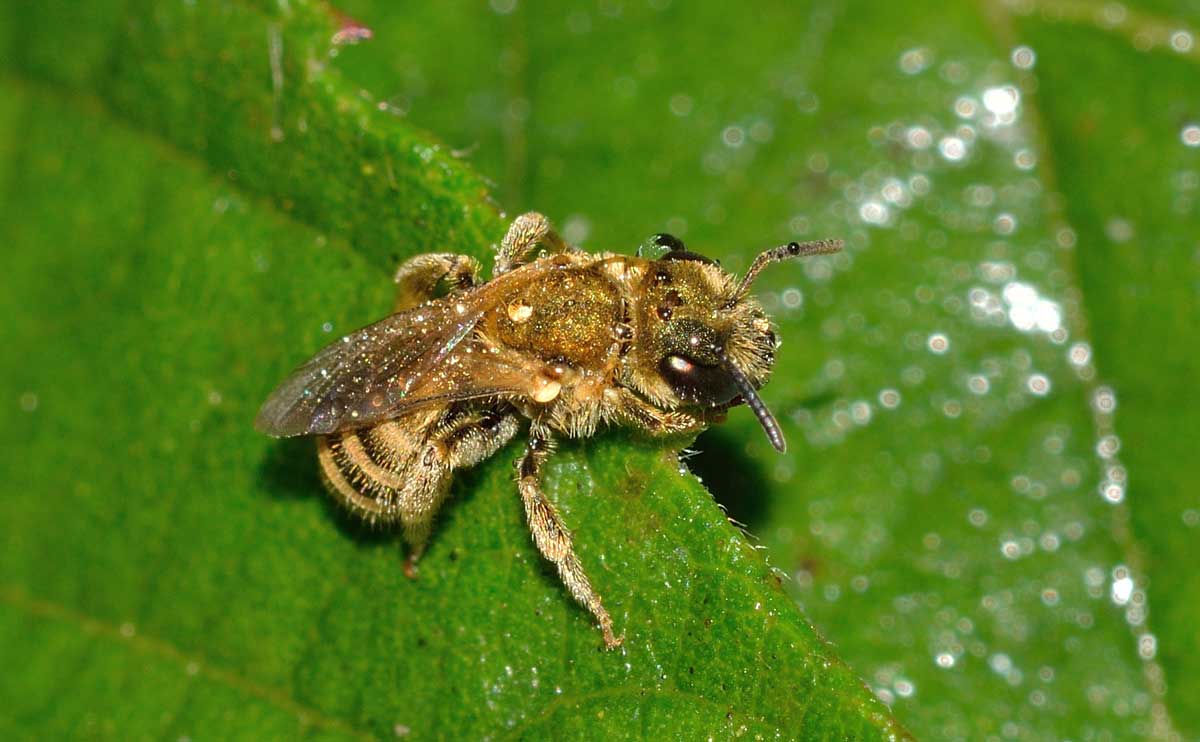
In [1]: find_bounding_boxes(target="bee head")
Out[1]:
[632,234,843,453]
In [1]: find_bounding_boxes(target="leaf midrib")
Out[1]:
[977,1,1196,737]
[0,585,376,741]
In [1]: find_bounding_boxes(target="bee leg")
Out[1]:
[318,408,519,578]
[517,427,624,649]
[615,388,704,436]
[393,253,482,312]
[494,212,574,277]
[398,408,520,576]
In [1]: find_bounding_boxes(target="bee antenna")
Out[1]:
[720,353,787,453]
[732,238,844,303]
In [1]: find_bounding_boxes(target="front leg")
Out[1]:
[517,425,623,649]
[494,212,573,277]
[614,388,704,436]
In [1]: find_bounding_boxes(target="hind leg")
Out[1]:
[317,407,519,576]
[392,407,520,575]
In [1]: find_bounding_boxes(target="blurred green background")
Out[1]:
[2,0,1198,739]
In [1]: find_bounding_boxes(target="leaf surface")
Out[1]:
[329,0,1200,738]
[0,1,908,739]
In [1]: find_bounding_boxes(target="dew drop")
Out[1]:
[878,388,902,408]
[1026,374,1051,396]
[1011,46,1036,69]
[898,47,932,75]
[982,86,1020,117]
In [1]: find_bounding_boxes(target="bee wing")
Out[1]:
[255,266,551,438]
[253,299,478,437]
[369,339,546,414]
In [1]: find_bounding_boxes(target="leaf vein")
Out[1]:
[0,585,377,742]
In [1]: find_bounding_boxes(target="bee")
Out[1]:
[256,212,842,649]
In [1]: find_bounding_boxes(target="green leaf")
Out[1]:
[0,1,906,740]
[1017,4,1200,733]
[325,0,1198,738]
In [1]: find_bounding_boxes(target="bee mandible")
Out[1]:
[256,212,843,648]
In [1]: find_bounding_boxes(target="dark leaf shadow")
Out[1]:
[684,427,772,533]
[258,436,395,546]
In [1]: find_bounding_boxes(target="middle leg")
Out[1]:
[517,425,622,649]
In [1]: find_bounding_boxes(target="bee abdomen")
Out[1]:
[317,422,420,524]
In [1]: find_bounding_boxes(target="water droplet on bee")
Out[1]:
[507,301,533,322]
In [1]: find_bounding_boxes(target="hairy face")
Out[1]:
[630,256,775,410]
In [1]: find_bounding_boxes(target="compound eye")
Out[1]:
[658,353,740,406]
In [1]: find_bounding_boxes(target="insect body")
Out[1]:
[256,212,842,648]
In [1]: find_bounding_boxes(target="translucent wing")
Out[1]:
[255,267,548,438]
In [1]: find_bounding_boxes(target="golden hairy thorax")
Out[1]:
[254,211,844,649]
[488,265,624,369]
